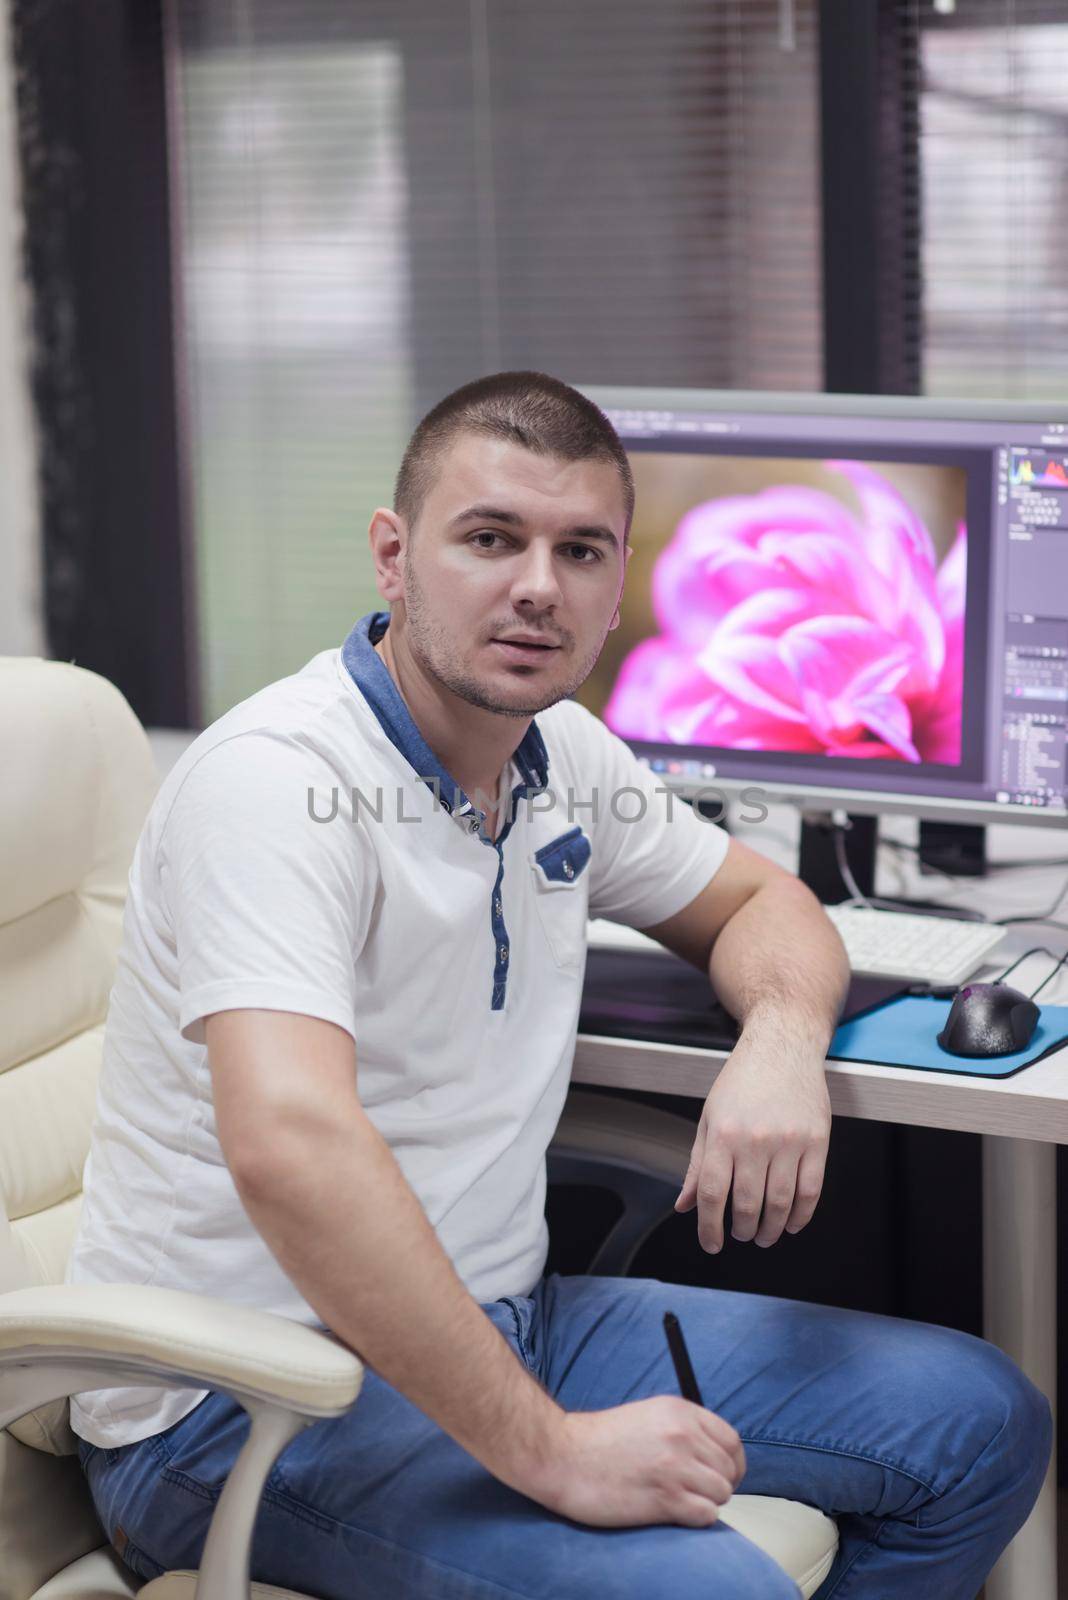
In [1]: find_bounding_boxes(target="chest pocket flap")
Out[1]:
[532,825,591,889]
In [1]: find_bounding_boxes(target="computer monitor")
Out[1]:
[577,387,1068,833]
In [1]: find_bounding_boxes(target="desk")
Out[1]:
[578,847,1068,1600]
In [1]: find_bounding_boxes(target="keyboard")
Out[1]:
[824,905,1006,986]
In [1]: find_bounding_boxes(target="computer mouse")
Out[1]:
[936,982,1041,1058]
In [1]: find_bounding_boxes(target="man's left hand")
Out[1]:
[674,1037,831,1253]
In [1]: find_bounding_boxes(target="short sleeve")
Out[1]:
[572,707,730,929]
[158,732,376,1046]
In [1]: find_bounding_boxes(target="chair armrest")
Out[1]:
[0,1284,362,1428]
[0,1286,363,1600]
[547,1089,696,1275]
[550,1089,695,1180]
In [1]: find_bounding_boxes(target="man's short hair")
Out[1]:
[394,371,635,536]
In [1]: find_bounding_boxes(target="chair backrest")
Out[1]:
[0,658,157,1593]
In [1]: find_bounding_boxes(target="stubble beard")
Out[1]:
[401,553,602,718]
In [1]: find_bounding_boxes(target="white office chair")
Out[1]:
[0,655,838,1599]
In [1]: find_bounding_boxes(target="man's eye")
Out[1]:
[469,532,600,561]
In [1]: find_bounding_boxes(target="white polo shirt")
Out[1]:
[67,610,729,1447]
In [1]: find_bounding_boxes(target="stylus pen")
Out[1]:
[663,1311,704,1406]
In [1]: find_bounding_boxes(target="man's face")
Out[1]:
[395,432,631,719]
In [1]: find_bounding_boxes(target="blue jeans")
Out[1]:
[77,1274,1051,1599]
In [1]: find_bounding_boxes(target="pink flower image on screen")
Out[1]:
[603,462,967,763]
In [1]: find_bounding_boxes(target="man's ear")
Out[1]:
[369,507,408,602]
[608,540,633,631]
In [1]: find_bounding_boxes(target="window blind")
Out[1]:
[170,0,823,720]
[908,0,1068,401]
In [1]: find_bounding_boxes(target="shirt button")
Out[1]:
[563,860,575,879]
[499,945,509,963]
[467,816,480,833]
[494,897,502,917]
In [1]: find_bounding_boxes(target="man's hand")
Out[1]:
[529,1398,746,1529]
[674,1032,831,1253]
[639,838,847,1256]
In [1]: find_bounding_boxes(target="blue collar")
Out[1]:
[340,611,549,824]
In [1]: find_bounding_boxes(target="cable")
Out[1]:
[993,946,1068,998]
[831,820,918,914]
[994,870,1068,927]
[994,946,1059,985]
[832,820,870,907]
[1029,950,1068,1002]
[989,857,1068,872]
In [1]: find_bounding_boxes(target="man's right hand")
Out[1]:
[524,1397,746,1528]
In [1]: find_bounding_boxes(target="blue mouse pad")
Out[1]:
[829,996,1068,1077]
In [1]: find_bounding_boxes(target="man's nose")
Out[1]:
[510,543,562,609]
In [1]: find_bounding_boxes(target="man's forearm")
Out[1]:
[233,1107,563,1497]
[708,876,850,1052]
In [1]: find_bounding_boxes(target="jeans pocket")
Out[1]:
[158,1393,248,1497]
[498,1295,538,1373]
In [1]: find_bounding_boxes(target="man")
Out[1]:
[70,373,1050,1598]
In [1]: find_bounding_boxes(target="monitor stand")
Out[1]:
[797,812,988,917]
